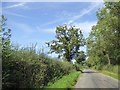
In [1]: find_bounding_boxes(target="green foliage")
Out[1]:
[1,16,76,88]
[46,25,85,62]
[86,2,120,67]
[2,45,75,88]
[47,71,80,88]
[1,15,11,46]
[74,64,80,71]
[86,2,120,80]
[1,15,11,57]
[1,15,12,88]
[76,51,86,64]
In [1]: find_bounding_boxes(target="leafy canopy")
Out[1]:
[86,2,120,67]
[46,25,85,63]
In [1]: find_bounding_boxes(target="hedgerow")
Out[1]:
[2,45,75,88]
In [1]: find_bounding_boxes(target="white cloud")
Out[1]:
[43,28,56,33]
[35,21,97,38]
[39,19,64,28]
[3,2,29,18]
[38,2,102,35]
[38,2,103,28]
[4,2,27,9]
[4,11,27,18]
[36,26,56,34]
[67,2,103,24]
[11,22,35,33]
[73,21,97,33]
[72,21,97,38]
[2,0,104,2]
[36,21,97,35]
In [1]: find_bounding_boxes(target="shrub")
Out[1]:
[2,45,75,88]
[96,64,103,70]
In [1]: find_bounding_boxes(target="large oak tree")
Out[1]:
[46,25,85,63]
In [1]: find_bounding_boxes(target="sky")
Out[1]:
[2,2,104,58]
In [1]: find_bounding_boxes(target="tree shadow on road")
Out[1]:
[83,71,99,73]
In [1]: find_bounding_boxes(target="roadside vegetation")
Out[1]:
[46,71,80,88]
[100,70,119,80]
[1,15,85,88]
[2,47,76,88]
[92,65,119,80]
[1,1,120,89]
[86,2,120,80]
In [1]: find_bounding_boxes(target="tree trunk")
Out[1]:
[106,54,111,65]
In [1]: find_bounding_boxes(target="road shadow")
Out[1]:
[83,71,99,73]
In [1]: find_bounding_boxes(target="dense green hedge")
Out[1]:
[2,46,75,88]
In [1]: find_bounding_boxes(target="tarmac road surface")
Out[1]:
[75,69,119,88]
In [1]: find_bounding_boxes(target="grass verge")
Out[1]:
[100,70,119,80]
[46,71,80,88]
[92,68,119,80]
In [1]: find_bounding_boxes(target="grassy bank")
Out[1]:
[91,65,119,80]
[98,70,119,80]
[46,71,80,88]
